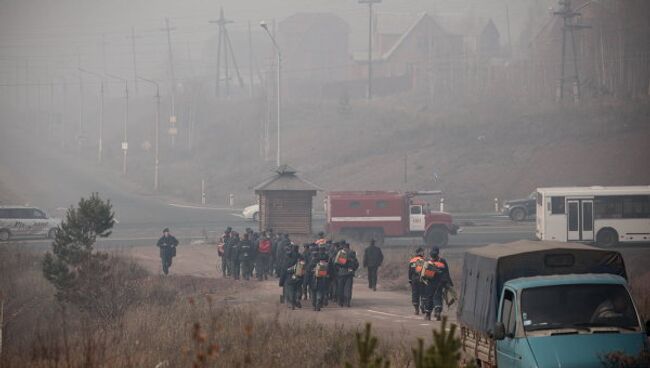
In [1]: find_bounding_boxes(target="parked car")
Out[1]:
[242,204,259,221]
[502,192,536,221]
[0,205,61,241]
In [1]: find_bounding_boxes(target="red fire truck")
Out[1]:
[325,191,460,247]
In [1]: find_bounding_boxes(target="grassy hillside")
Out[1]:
[114,95,649,212]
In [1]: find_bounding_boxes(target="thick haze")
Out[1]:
[0,0,545,89]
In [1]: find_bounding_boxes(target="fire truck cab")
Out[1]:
[325,191,459,247]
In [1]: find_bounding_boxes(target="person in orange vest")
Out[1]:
[314,231,327,246]
[408,247,426,315]
[421,247,452,321]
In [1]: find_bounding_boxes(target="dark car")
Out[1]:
[502,192,536,221]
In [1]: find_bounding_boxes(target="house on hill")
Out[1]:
[434,14,501,60]
[350,12,461,96]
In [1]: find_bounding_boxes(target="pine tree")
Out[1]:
[42,193,115,314]
[345,323,390,368]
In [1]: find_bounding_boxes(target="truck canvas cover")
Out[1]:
[457,240,626,333]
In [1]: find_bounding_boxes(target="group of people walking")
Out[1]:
[156,227,453,321]
[408,246,454,321]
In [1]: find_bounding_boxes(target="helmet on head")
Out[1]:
[415,247,425,256]
[430,247,440,257]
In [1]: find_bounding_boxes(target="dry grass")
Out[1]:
[0,244,396,368]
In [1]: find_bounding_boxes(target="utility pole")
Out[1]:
[506,4,513,57]
[138,76,161,191]
[78,68,105,163]
[359,0,381,100]
[248,21,255,98]
[107,73,129,175]
[260,21,282,167]
[77,52,84,146]
[210,7,244,99]
[554,0,590,103]
[163,18,177,148]
[101,34,109,95]
[131,26,139,96]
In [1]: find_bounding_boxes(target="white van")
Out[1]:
[0,206,61,241]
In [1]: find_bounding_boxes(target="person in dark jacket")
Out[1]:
[157,228,179,275]
[219,227,232,277]
[334,241,359,307]
[256,232,273,281]
[282,244,304,310]
[229,232,241,280]
[275,233,290,277]
[421,247,452,321]
[279,244,299,303]
[310,248,333,311]
[363,239,384,291]
[408,247,426,315]
[238,232,255,280]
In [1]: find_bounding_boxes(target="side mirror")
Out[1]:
[645,320,650,337]
[493,322,506,340]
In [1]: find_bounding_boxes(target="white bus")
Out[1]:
[536,186,650,247]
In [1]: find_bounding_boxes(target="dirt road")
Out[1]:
[130,243,456,342]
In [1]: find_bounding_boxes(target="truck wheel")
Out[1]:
[510,207,526,222]
[425,227,448,248]
[596,228,619,248]
[0,229,10,241]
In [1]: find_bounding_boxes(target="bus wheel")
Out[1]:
[425,227,449,248]
[510,207,526,222]
[596,228,619,248]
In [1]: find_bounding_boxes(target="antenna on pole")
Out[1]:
[209,7,245,98]
[554,0,590,103]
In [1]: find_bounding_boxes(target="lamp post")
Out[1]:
[137,76,161,191]
[260,21,282,167]
[359,0,381,100]
[105,73,129,176]
[78,67,104,164]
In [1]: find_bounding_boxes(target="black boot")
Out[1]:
[414,305,420,315]
[424,312,432,321]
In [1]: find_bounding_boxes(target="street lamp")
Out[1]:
[359,0,381,100]
[77,67,104,164]
[105,73,129,176]
[260,20,282,168]
[137,76,161,191]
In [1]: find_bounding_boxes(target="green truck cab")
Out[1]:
[457,241,648,368]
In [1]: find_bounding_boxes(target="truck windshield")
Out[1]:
[520,284,638,332]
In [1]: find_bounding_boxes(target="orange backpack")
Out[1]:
[315,260,329,278]
[336,249,348,265]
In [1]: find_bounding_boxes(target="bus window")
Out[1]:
[622,196,650,218]
[595,197,623,219]
[551,197,565,214]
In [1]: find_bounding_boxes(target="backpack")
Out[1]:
[259,239,272,254]
[335,249,349,265]
[421,260,446,280]
[293,259,306,278]
[315,260,329,278]
[217,242,225,257]
[421,260,437,280]
[412,257,426,274]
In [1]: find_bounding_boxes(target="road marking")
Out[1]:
[168,203,241,211]
[366,309,420,321]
